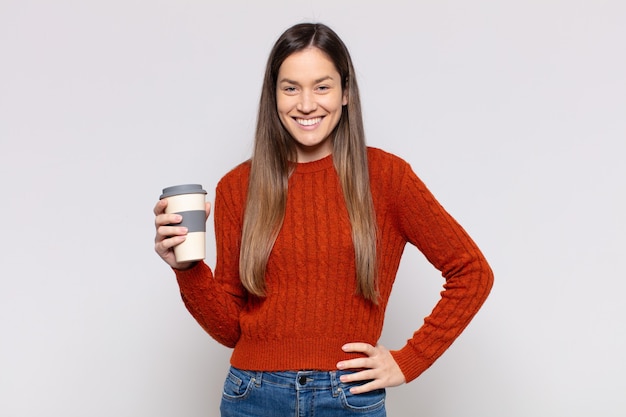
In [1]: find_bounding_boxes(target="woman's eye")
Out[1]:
[283,86,297,93]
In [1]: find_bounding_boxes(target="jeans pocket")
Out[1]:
[222,367,255,401]
[339,381,386,412]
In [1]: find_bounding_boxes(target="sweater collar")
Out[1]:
[293,153,334,174]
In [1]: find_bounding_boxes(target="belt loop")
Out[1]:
[330,371,340,397]
[254,371,263,388]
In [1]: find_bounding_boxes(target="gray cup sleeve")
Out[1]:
[171,210,206,233]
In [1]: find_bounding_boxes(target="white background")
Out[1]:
[1,1,625,416]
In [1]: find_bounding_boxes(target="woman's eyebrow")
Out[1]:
[278,76,334,85]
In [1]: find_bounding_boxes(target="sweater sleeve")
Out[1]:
[173,176,247,348]
[389,163,494,382]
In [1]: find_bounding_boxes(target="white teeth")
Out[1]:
[296,117,322,126]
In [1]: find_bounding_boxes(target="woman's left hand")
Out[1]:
[336,343,406,394]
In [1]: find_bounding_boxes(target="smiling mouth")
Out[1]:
[295,117,322,126]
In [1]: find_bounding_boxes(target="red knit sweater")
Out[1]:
[174,147,493,383]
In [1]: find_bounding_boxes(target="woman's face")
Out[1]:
[276,47,347,162]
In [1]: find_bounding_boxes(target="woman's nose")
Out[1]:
[296,91,317,113]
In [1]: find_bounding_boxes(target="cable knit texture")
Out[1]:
[174,147,493,382]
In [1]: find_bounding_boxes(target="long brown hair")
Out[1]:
[240,23,378,302]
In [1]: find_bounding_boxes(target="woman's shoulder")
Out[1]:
[367,147,411,176]
[216,160,251,191]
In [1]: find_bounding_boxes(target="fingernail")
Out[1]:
[336,362,344,369]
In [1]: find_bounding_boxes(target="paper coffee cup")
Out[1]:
[160,184,207,263]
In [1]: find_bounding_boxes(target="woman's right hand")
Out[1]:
[153,199,211,270]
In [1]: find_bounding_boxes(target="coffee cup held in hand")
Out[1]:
[160,184,207,263]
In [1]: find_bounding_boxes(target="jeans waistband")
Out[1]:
[235,368,353,391]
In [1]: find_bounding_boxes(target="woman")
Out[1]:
[154,22,493,417]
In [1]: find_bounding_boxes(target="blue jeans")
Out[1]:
[220,366,386,417]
